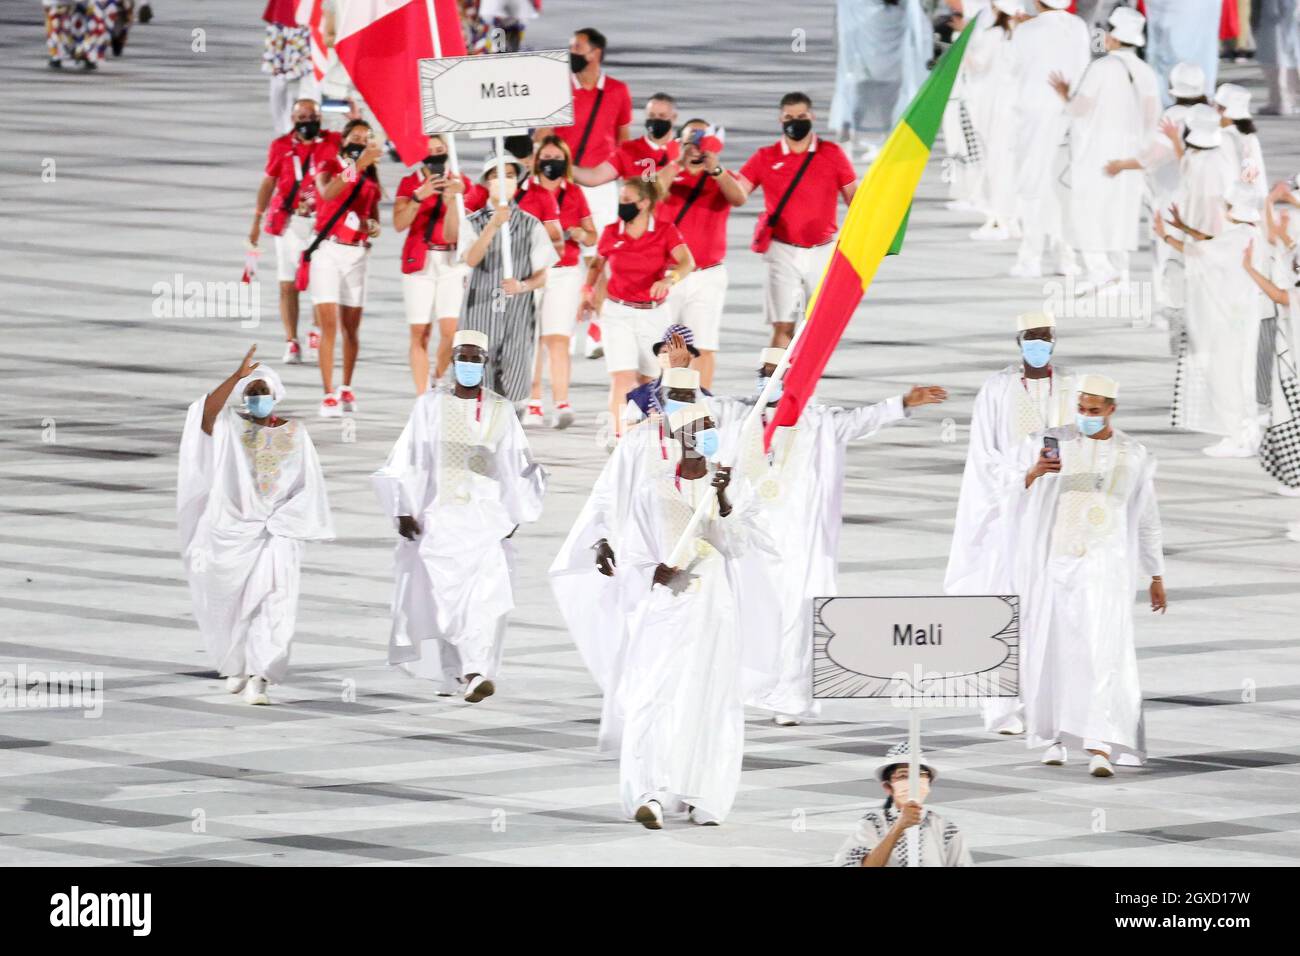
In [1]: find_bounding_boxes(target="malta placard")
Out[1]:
[419,49,573,135]
[812,595,1019,703]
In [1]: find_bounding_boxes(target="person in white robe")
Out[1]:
[713,348,948,726]
[1159,186,1267,456]
[833,743,973,867]
[1054,7,1161,294]
[616,403,774,829]
[829,0,931,159]
[1255,0,1300,115]
[965,0,1022,239]
[945,312,1075,735]
[1007,374,1166,777]
[372,330,546,703]
[1215,84,1269,202]
[1143,0,1221,106]
[1008,0,1091,278]
[178,347,334,706]
[942,0,993,213]
[1173,104,1242,238]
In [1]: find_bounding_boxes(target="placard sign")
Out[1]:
[419,49,573,135]
[812,595,1019,703]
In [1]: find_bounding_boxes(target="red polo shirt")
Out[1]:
[658,167,734,269]
[608,136,681,180]
[464,180,561,226]
[396,172,482,247]
[554,73,633,168]
[524,178,591,267]
[315,156,382,244]
[264,130,340,233]
[738,136,857,247]
[597,217,687,303]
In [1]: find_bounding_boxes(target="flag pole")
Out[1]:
[424,0,466,222]
[907,707,921,867]
[494,136,515,280]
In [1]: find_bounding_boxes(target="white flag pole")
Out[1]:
[424,0,466,222]
[907,706,922,867]
[494,135,515,280]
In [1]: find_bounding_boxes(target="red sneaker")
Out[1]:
[319,393,341,418]
[340,387,357,412]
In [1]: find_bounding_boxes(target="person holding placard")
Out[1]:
[1011,374,1167,777]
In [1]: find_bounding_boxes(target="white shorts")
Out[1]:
[308,239,369,308]
[665,264,727,351]
[539,264,585,337]
[401,249,469,325]
[273,216,313,283]
[602,300,672,376]
[763,239,834,325]
[580,180,619,237]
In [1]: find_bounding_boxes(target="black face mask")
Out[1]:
[782,118,813,142]
[569,52,588,73]
[645,117,672,140]
[617,201,641,223]
[343,142,366,161]
[537,158,567,180]
[294,119,321,140]
[423,154,448,175]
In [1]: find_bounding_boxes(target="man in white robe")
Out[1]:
[178,347,334,706]
[616,403,773,828]
[1143,0,1221,106]
[1057,7,1161,294]
[1008,374,1166,776]
[1159,186,1267,456]
[945,312,1075,734]
[373,330,546,703]
[715,349,948,726]
[1008,0,1091,278]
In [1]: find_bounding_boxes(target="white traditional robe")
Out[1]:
[714,395,909,718]
[1138,104,1191,315]
[1175,145,1239,237]
[1223,125,1268,203]
[945,365,1075,730]
[1066,49,1161,255]
[1174,222,1265,444]
[372,386,545,691]
[615,451,772,822]
[1144,0,1221,105]
[1009,8,1091,265]
[964,17,1018,223]
[1006,425,1164,762]
[830,0,930,136]
[177,403,334,683]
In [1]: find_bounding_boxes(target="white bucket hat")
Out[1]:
[1168,62,1206,100]
[1184,103,1223,149]
[875,742,938,782]
[1108,6,1146,47]
[1215,83,1252,120]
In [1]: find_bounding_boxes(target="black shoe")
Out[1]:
[110,30,127,57]
[139,3,153,23]
[48,58,63,69]
[80,59,97,71]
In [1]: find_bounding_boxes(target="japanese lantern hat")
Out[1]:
[1215,83,1253,121]
[1184,103,1223,149]
[1078,373,1119,400]
[875,741,938,782]
[1108,6,1146,47]
[759,347,785,367]
[668,402,711,432]
[992,0,1021,14]
[663,367,701,391]
[1016,310,1055,332]
[1039,0,1070,10]
[452,329,489,351]
[1168,62,1206,100]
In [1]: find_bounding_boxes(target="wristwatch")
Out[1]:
[708,166,723,178]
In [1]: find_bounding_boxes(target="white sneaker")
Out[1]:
[523,404,545,428]
[463,674,496,704]
[319,393,342,418]
[243,676,270,705]
[634,799,664,830]
[225,675,249,694]
[995,716,1025,736]
[1041,743,1067,766]
[1286,522,1300,543]
[1089,753,1115,777]
[282,340,302,365]
[1009,261,1042,279]
[1202,438,1253,458]
[772,714,800,727]
[970,222,1010,241]
[552,404,575,430]
[688,805,721,826]
[1274,484,1300,497]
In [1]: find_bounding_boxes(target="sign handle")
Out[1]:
[494,134,515,281]
[907,707,921,868]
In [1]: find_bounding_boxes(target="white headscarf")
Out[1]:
[241,365,286,402]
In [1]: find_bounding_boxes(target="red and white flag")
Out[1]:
[294,0,329,84]
[334,0,466,165]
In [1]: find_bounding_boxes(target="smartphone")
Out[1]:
[1043,436,1060,460]
[423,155,448,176]
[687,128,706,147]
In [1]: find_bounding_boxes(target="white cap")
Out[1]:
[480,153,523,182]
[668,402,711,432]
[759,347,785,367]
[1039,0,1070,9]
[1108,6,1146,47]
[1078,373,1119,400]
[663,366,700,390]
[1215,83,1252,120]
[453,329,489,350]
[992,0,1021,13]
[1168,62,1206,100]
[1184,103,1222,149]
[1016,310,1055,332]
[243,365,287,402]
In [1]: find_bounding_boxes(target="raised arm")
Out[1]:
[202,347,259,436]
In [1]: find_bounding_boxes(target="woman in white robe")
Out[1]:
[829,0,931,152]
[964,1,1020,238]
[177,347,334,705]
[372,333,546,701]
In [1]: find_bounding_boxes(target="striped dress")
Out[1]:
[458,204,558,402]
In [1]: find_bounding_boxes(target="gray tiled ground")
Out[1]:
[2,2,1299,866]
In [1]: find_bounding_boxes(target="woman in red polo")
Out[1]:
[584,177,694,436]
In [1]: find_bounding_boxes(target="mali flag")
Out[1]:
[763,21,975,449]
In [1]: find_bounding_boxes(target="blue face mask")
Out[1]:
[757,375,784,403]
[1021,339,1054,369]
[246,394,276,418]
[454,361,484,388]
[691,427,720,459]
[662,398,690,420]
[1077,414,1107,436]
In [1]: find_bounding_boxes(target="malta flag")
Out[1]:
[334,0,466,165]
[295,0,328,84]
[763,22,975,450]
